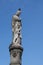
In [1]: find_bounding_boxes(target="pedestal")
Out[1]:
[9,43,23,65]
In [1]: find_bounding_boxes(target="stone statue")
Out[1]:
[12,8,22,46]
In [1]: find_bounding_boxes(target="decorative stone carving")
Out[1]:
[12,9,22,46]
[12,51,17,57]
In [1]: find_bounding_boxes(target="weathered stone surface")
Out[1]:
[9,8,23,65]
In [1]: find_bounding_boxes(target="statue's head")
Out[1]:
[16,8,21,16]
[18,8,21,11]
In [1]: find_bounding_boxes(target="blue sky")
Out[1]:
[0,0,43,65]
